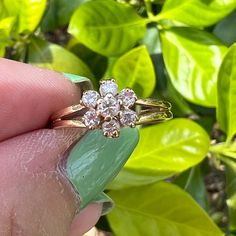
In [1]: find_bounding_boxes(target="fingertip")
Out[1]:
[0,59,82,141]
[68,203,102,236]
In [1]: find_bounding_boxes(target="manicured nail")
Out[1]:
[63,73,93,91]
[66,127,139,210]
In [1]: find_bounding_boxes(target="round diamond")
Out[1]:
[82,90,100,108]
[97,94,120,117]
[120,109,138,126]
[99,80,118,96]
[102,120,120,138]
[83,109,100,128]
[118,88,137,108]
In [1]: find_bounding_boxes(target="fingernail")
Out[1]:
[66,127,139,210]
[63,72,93,91]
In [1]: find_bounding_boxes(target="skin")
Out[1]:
[0,59,102,236]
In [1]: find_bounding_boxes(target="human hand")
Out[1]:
[0,59,102,236]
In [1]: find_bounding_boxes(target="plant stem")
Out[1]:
[144,0,154,18]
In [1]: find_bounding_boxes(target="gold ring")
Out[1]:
[51,79,173,138]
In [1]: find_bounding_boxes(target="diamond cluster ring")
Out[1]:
[51,79,173,138]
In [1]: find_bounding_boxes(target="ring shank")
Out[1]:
[52,120,86,129]
[51,98,173,129]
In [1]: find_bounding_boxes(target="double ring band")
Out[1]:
[51,79,173,138]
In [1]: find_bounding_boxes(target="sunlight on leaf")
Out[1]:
[27,37,94,80]
[112,45,156,97]
[161,27,227,107]
[108,182,223,236]
[4,0,46,33]
[217,44,236,142]
[157,0,236,27]
[69,0,147,56]
[109,118,209,189]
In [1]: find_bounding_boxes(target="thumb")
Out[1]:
[0,128,102,236]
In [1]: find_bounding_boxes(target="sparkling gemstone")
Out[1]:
[102,120,120,138]
[118,88,137,107]
[99,80,118,96]
[120,109,138,126]
[97,94,120,117]
[83,109,100,128]
[82,90,100,108]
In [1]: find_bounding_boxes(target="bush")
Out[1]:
[1,0,236,235]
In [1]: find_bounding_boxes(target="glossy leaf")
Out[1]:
[0,1,8,19]
[220,156,236,232]
[174,165,208,210]
[140,26,161,55]
[0,17,15,56]
[213,11,236,47]
[217,44,236,142]
[145,0,165,3]
[109,118,209,189]
[157,0,236,28]
[41,0,86,32]
[0,17,14,39]
[163,77,195,117]
[0,47,4,57]
[210,141,236,159]
[112,46,155,97]
[27,37,94,80]
[67,37,108,81]
[161,27,227,107]
[107,182,223,236]
[141,27,194,115]
[68,0,147,56]
[4,0,47,33]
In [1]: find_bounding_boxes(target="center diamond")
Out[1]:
[97,93,120,118]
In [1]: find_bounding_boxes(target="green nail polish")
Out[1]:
[66,128,139,209]
[63,73,93,91]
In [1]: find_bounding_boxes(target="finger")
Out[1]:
[0,58,81,141]
[68,204,102,236]
[0,128,102,235]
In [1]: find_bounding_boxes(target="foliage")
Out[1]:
[1,0,236,235]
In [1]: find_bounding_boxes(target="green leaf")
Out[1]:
[0,1,8,19]
[107,182,223,236]
[161,27,227,107]
[0,16,15,40]
[67,37,108,81]
[27,37,94,80]
[140,26,161,55]
[174,165,208,210]
[210,142,236,159]
[141,27,194,116]
[220,156,236,232]
[163,77,195,117]
[41,0,86,32]
[4,0,46,33]
[0,17,15,56]
[157,0,236,28]
[145,0,165,4]
[213,11,236,47]
[112,45,155,97]
[68,0,147,57]
[217,44,236,142]
[109,118,209,189]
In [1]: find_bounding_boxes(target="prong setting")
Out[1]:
[112,130,119,138]
[104,116,112,122]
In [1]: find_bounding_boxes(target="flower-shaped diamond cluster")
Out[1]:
[81,79,138,138]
